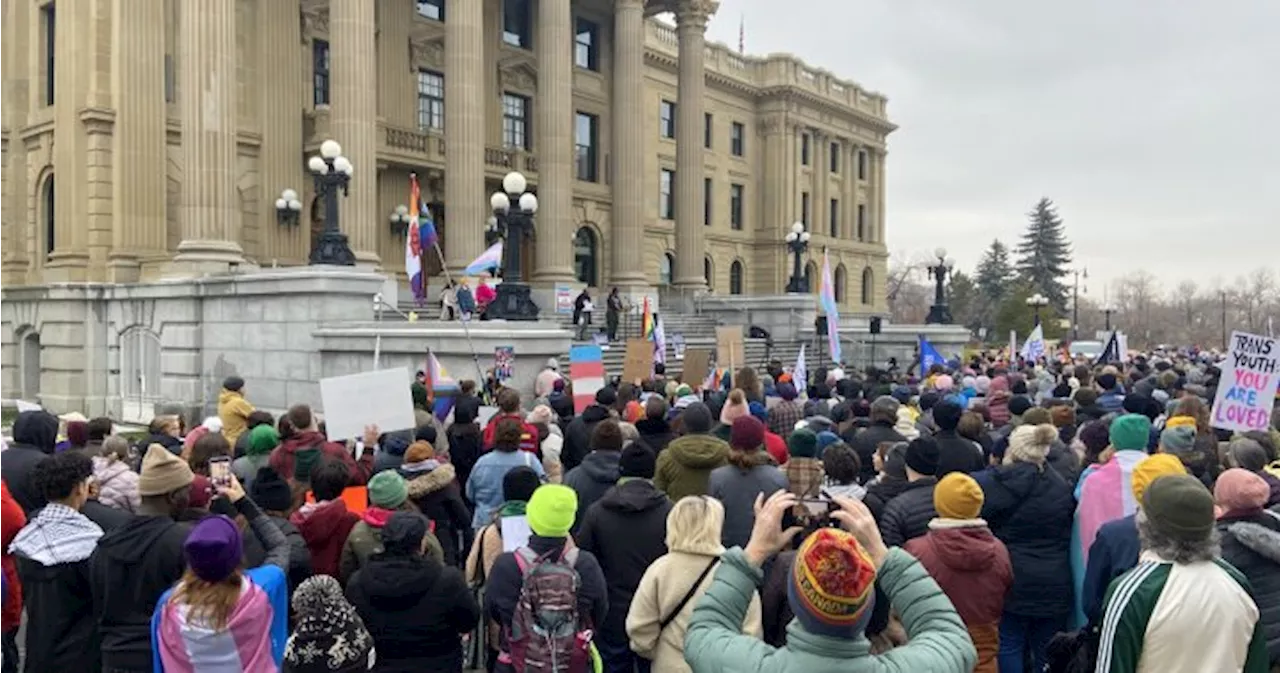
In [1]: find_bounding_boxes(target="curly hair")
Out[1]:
[33,451,94,502]
[493,417,524,452]
[821,443,861,485]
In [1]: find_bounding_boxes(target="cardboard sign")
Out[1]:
[623,338,654,383]
[319,368,417,441]
[716,325,745,373]
[682,348,712,389]
[1211,330,1279,432]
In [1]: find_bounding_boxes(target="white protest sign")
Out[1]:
[501,515,532,552]
[319,368,417,441]
[1210,331,1279,433]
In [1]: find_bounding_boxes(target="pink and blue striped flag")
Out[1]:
[819,249,842,364]
[406,175,425,302]
[465,241,503,277]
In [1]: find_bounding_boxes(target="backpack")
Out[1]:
[507,546,592,673]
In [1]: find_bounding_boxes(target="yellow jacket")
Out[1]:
[218,388,254,445]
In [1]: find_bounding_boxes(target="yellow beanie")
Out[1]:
[933,473,985,520]
[1164,416,1197,432]
[526,484,577,538]
[1131,454,1187,504]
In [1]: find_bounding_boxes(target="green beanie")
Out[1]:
[246,424,280,456]
[1142,474,1214,542]
[368,471,408,509]
[788,428,819,459]
[526,484,577,538]
[1109,413,1152,452]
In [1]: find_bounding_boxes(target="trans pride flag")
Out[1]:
[406,175,425,302]
[425,351,460,422]
[569,345,605,414]
[819,249,842,364]
[465,242,503,277]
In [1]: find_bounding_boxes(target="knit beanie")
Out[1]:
[1159,426,1196,453]
[778,382,799,401]
[729,416,766,452]
[816,431,841,456]
[720,393,750,425]
[1214,468,1270,516]
[138,443,195,496]
[1007,424,1056,466]
[367,471,408,509]
[249,466,294,512]
[682,402,714,434]
[904,437,940,476]
[787,528,878,638]
[748,401,768,423]
[933,400,963,431]
[934,472,984,520]
[246,424,280,457]
[404,440,435,464]
[933,375,954,392]
[1142,474,1214,542]
[381,511,429,555]
[788,428,819,459]
[675,383,693,398]
[188,475,213,509]
[1130,454,1186,504]
[285,575,374,673]
[1008,396,1034,417]
[1164,415,1197,432]
[184,515,242,582]
[526,484,577,538]
[502,466,541,503]
[526,405,554,426]
[1021,408,1052,426]
[1109,414,1152,452]
[619,443,657,479]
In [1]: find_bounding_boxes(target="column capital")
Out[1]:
[675,0,718,29]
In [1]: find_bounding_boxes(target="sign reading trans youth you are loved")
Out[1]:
[1211,331,1279,433]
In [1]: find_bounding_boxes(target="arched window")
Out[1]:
[704,256,714,289]
[834,264,847,303]
[41,175,55,258]
[861,266,874,305]
[573,227,598,286]
[729,260,744,295]
[19,330,41,402]
[658,252,674,286]
[804,261,817,294]
[120,327,163,423]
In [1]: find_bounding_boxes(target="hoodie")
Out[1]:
[269,429,372,485]
[2,410,59,513]
[291,499,360,577]
[635,417,677,454]
[654,434,730,502]
[904,521,1012,673]
[562,404,613,472]
[577,480,673,645]
[562,451,622,534]
[217,388,255,446]
[346,554,480,673]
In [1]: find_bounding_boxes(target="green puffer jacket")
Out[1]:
[684,547,976,673]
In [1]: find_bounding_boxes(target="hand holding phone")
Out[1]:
[209,456,232,488]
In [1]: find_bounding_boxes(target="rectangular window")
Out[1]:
[829,198,839,236]
[416,0,444,20]
[660,169,675,220]
[801,192,810,226]
[858,150,867,180]
[574,18,598,70]
[730,122,744,156]
[42,3,56,105]
[801,133,810,165]
[164,54,174,103]
[830,142,840,173]
[417,70,444,131]
[312,39,330,106]
[502,92,530,149]
[659,100,676,139]
[704,178,712,226]
[503,0,532,48]
[575,112,598,182]
[730,184,744,230]
[857,204,866,240]
[704,113,713,149]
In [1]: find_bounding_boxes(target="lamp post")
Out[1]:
[274,188,302,226]
[1026,293,1049,327]
[389,205,411,235]
[306,140,355,265]
[1102,304,1116,332]
[784,222,811,293]
[1071,267,1088,340]
[486,171,540,321]
[925,247,955,325]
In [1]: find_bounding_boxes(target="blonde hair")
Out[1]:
[665,496,726,556]
[101,435,131,462]
[169,568,244,631]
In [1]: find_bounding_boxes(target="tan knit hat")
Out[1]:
[137,443,195,496]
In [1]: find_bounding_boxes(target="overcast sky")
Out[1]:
[701,0,1279,296]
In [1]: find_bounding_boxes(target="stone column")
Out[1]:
[609,0,646,290]
[173,0,245,271]
[3,0,31,285]
[444,0,485,275]
[329,0,380,266]
[848,143,860,241]
[876,149,887,244]
[109,0,168,282]
[672,0,717,290]
[533,0,575,283]
[256,0,304,265]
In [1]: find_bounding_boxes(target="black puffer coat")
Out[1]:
[403,463,474,567]
[864,476,910,524]
[974,460,1075,618]
[562,404,613,472]
[1218,513,1280,663]
[876,477,938,548]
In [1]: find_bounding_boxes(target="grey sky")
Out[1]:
[702,0,1279,294]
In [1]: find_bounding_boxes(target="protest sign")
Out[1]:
[716,325,744,373]
[494,346,514,382]
[319,368,417,440]
[554,284,574,314]
[1211,330,1278,433]
[682,348,712,388]
[623,338,654,383]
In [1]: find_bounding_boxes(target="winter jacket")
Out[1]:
[341,507,444,583]
[864,477,910,524]
[231,454,271,491]
[243,513,314,592]
[404,463,474,567]
[466,448,545,529]
[563,451,622,534]
[562,404,613,472]
[270,430,374,485]
[91,456,140,513]
[683,547,977,673]
[217,388,255,446]
[1046,439,1082,486]
[877,478,938,548]
[347,553,480,673]
[481,412,540,455]
[904,520,1012,673]
[1218,512,1280,663]
[627,550,762,673]
[933,430,986,476]
[849,422,908,485]
[3,411,59,514]
[761,551,890,649]
[577,480,673,645]
[1,482,25,632]
[655,434,730,501]
[81,499,132,534]
[635,417,677,454]
[290,498,360,578]
[1082,513,1140,625]
[975,460,1075,618]
[708,452,789,549]
[447,423,483,497]
[987,391,1012,428]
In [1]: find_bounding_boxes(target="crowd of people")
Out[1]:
[2,348,1279,673]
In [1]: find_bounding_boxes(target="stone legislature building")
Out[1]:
[0,0,895,416]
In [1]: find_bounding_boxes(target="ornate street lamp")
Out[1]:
[1102,304,1116,332]
[1026,292,1050,327]
[306,139,355,265]
[485,171,540,321]
[784,222,811,293]
[274,188,302,226]
[389,204,411,235]
[925,247,955,324]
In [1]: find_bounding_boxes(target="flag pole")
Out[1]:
[420,217,488,387]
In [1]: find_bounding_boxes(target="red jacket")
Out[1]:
[269,430,373,485]
[764,431,788,466]
[904,522,1012,673]
[481,412,539,454]
[290,499,359,578]
[1,481,26,630]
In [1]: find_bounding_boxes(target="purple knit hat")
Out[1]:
[183,515,242,582]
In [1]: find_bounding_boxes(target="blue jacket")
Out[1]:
[1082,513,1140,625]
[1097,389,1126,415]
[457,287,476,313]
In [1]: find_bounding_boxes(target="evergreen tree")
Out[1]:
[946,270,980,334]
[975,239,1015,303]
[1015,198,1073,309]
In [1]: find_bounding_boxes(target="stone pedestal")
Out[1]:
[697,294,815,342]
